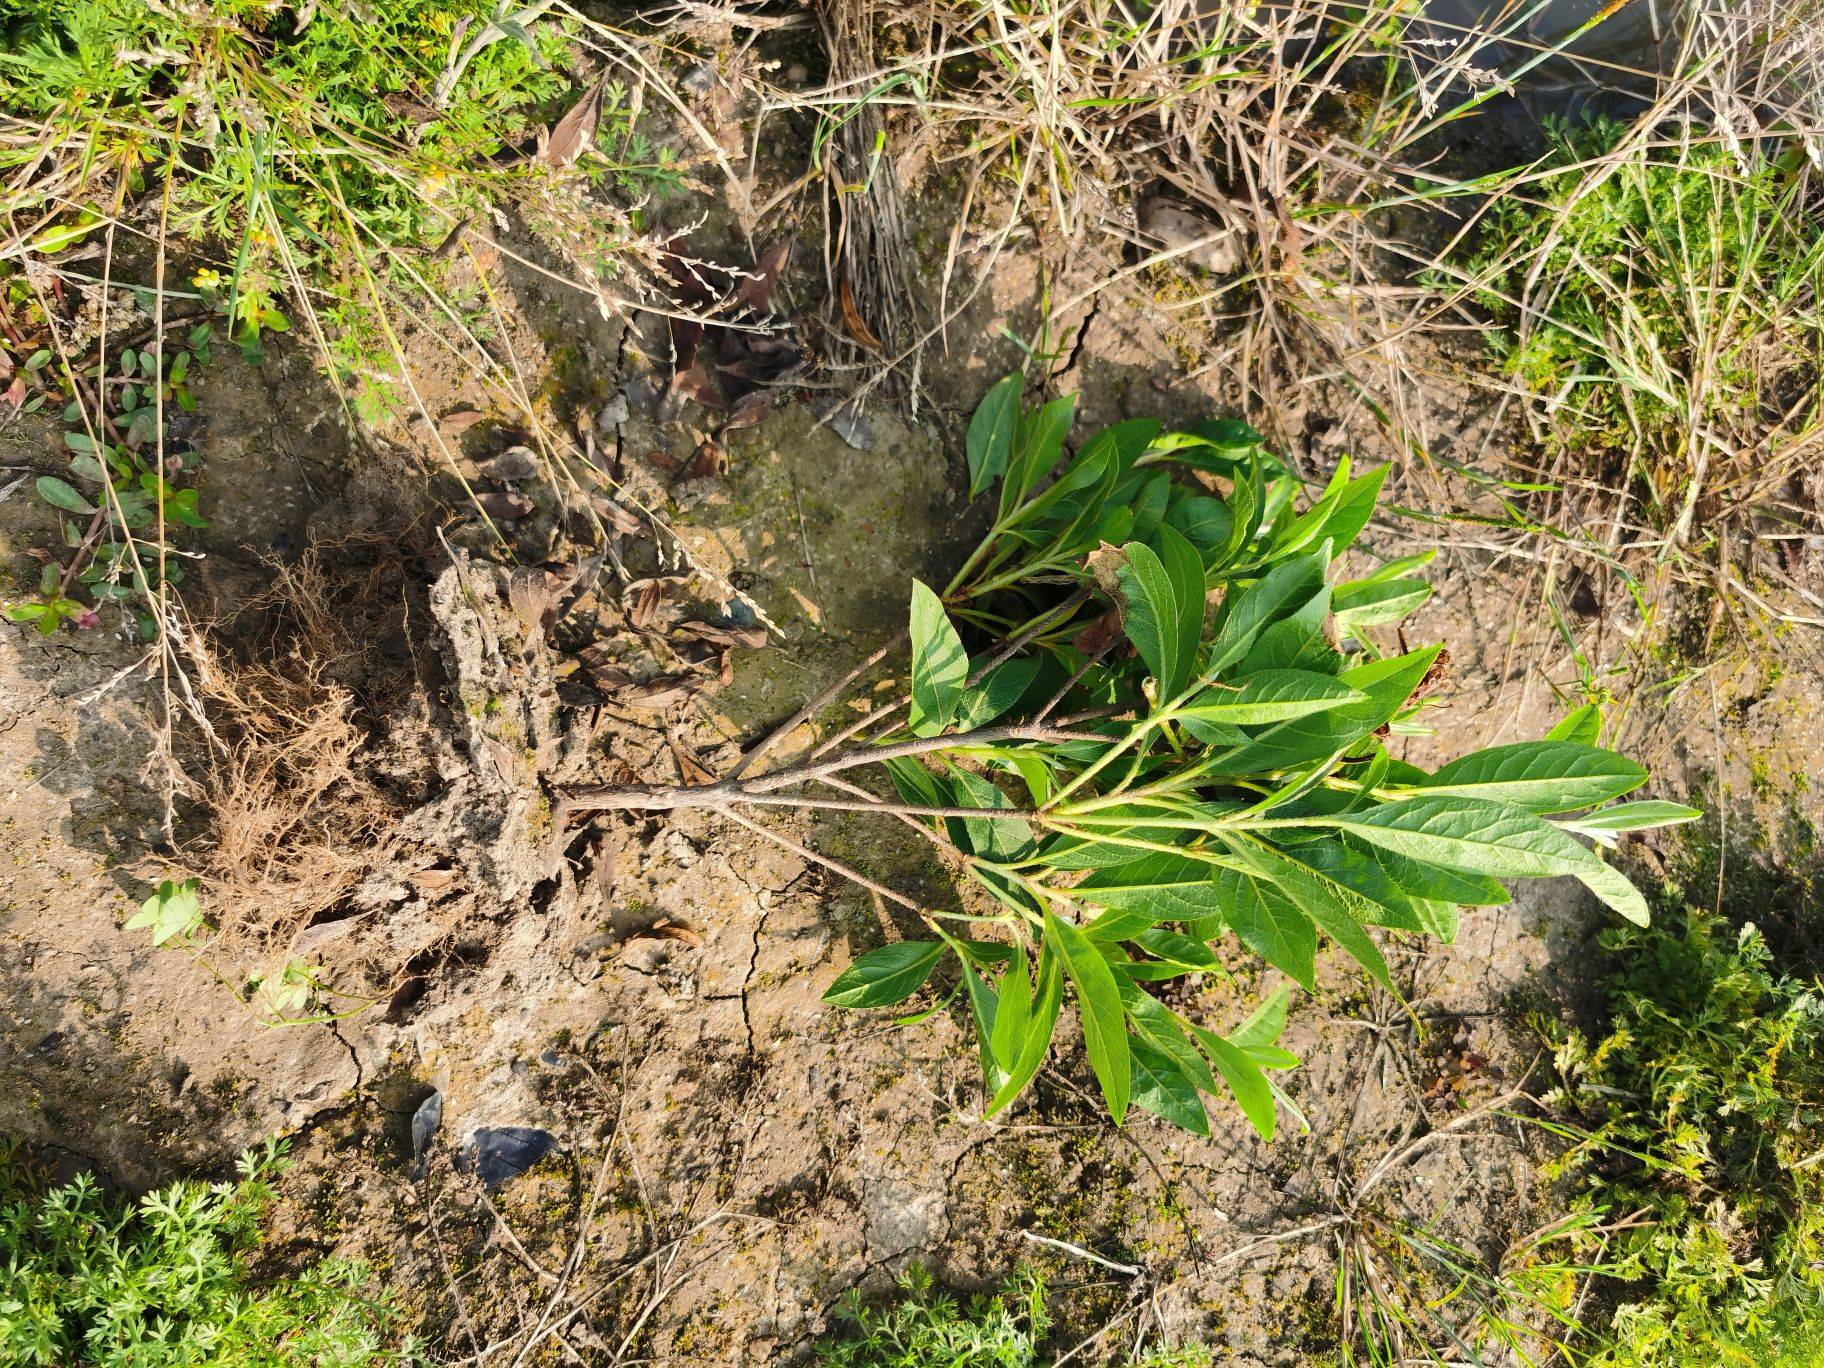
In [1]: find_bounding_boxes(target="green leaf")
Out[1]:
[1546,703,1603,744]
[1206,551,1327,675]
[953,657,1040,729]
[1227,984,1294,1059]
[1192,1025,1277,1140]
[1239,586,1335,674]
[1176,670,1365,726]
[1130,1037,1209,1135]
[1117,525,1205,702]
[986,949,1064,1116]
[1217,866,1317,990]
[1131,927,1220,973]
[1003,393,1076,507]
[1077,853,1227,929]
[1339,833,1511,907]
[1224,835,1392,988]
[907,580,968,735]
[990,944,1033,1070]
[946,767,1035,862]
[960,957,1006,1094]
[1326,795,1602,880]
[1274,463,1386,561]
[1211,647,1440,776]
[125,878,205,947]
[1294,838,1425,932]
[1332,576,1431,628]
[967,373,1023,497]
[1575,860,1651,926]
[823,941,945,1008]
[1564,800,1702,837]
[1417,742,1648,813]
[1045,912,1130,1124]
[36,476,94,515]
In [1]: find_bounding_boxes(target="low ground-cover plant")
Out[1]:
[0,1138,413,1366]
[565,376,1697,1140]
[817,1265,1207,1367]
[1544,905,1824,1366]
[1453,114,1824,569]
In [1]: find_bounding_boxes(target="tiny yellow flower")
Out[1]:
[192,268,223,289]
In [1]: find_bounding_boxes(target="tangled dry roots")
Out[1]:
[184,542,414,944]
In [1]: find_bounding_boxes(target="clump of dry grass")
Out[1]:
[801,0,1549,436]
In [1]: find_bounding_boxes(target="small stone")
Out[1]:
[410,1090,443,1180]
[597,392,630,431]
[458,1126,558,1189]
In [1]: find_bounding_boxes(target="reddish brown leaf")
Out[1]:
[623,674,702,709]
[476,490,534,521]
[1414,645,1452,699]
[721,388,772,431]
[670,357,724,411]
[575,642,633,694]
[437,408,489,437]
[837,273,884,351]
[1072,606,1125,657]
[626,582,667,630]
[595,496,644,536]
[687,438,728,479]
[735,239,792,314]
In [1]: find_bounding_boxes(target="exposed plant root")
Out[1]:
[182,542,417,944]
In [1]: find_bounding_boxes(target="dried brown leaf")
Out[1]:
[1138,196,1241,276]
[626,581,667,630]
[837,273,884,351]
[476,490,534,521]
[1083,543,1130,602]
[688,438,728,479]
[508,567,566,634]
[544,75,609,168]
[478,445,540,482]
[437,408,489,437]
[680,620,767,651]
[667,732,717,785]
[722,388,772,431]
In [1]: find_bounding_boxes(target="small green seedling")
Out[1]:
[125,878,206,948]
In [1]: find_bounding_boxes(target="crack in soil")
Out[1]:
[326,1014,366,1095]
[1055,293,1103,385]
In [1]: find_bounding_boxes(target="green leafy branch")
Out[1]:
[562,377,1697,1139]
